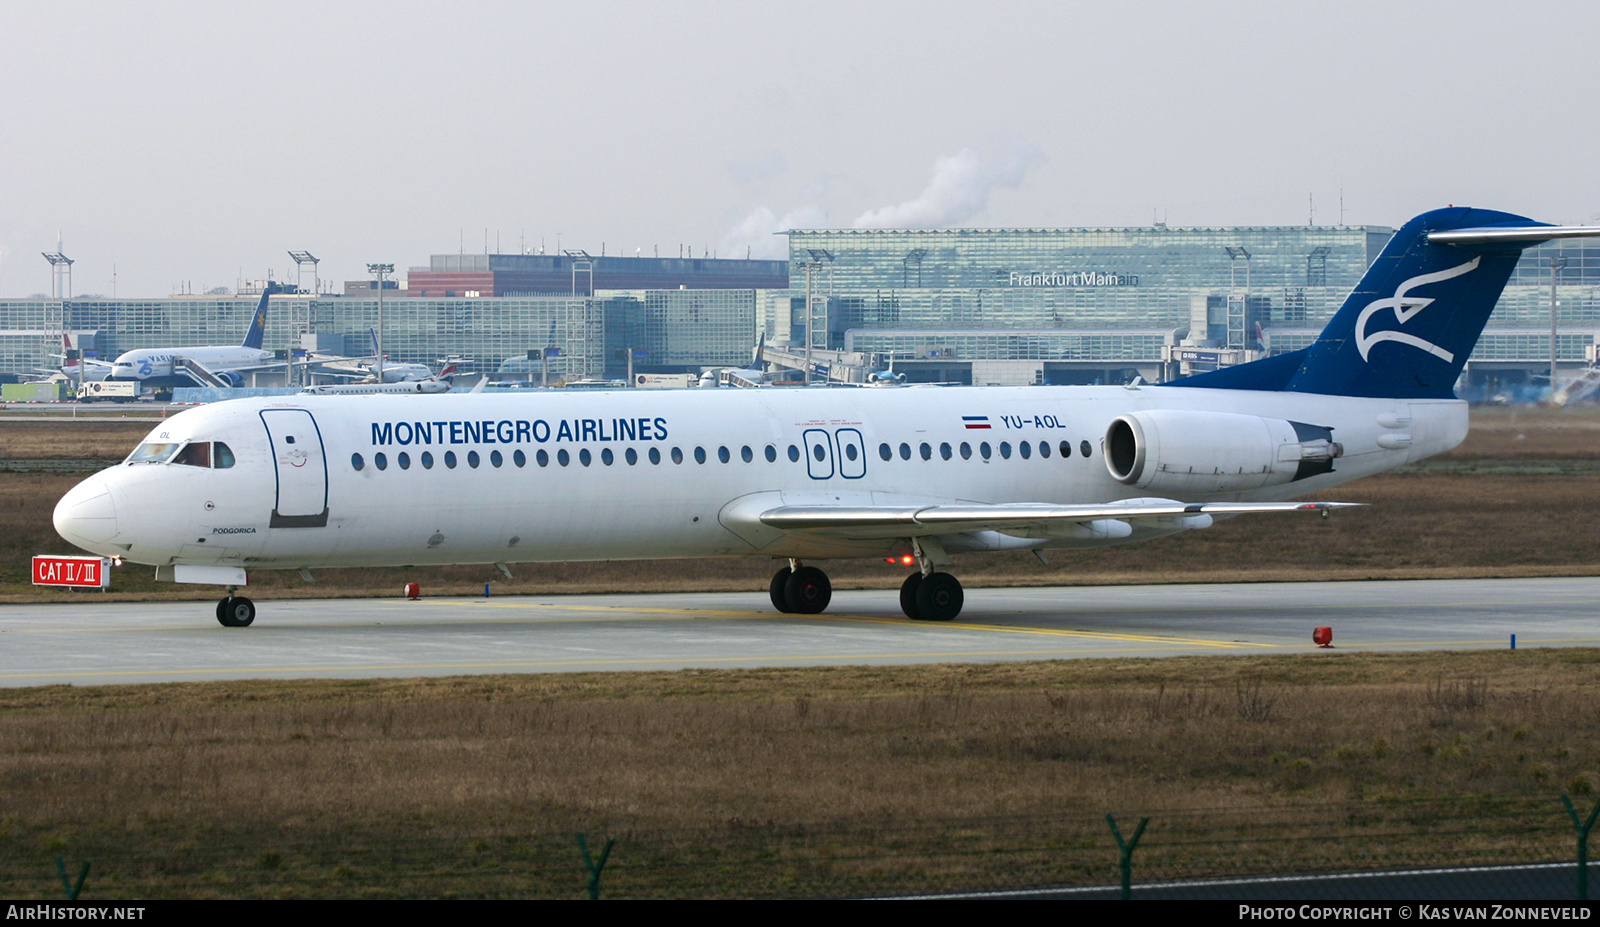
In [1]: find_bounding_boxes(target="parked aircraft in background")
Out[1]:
[310,331,436,384]
[106,290,280,388]
[53,208,1600,628]
[300,366,464,395]
[53,332,114,382]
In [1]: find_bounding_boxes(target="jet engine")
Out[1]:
[1105,410,1342,495]
[218,371,245,388]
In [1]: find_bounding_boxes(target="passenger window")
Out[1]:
[375,452,388,471]
[423,451,435,469]
[1080,440,1092,458]
[468,451,481,469]
[558,449,571,467]
[626,448,638,466]
[490,450,503,468]
[173,442,212,468]
[980,442,991,459]
[999,442,1012,459]
[214,443,235,469]
[1059,440,1072,459]
[844,443,858,461]
[788,445,800,462]
[694,446,707,464]
[649,447,661,465]
[351,453,364,471]
[879,443,891,461]
[537,449,550,467]
[939,442,952,461]
[1039,441,1051,459]
[446,451,458,468]
[671,447,684,464]
[765,445,777,462]
[579,449,592,467]
[899,442,911,460]
[399,452,412,470]
[717,446,730,463]
[741,446,753,463]
[1019,441,1032,459]
[513,450,525,468]
[919,442,932,460]
[959,442,971,460]
[601,448,614,466]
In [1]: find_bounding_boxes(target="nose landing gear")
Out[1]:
[216,586,256,627]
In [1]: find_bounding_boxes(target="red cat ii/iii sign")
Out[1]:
[32,555,112,589]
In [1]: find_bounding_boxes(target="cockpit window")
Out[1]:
[127,442,181,464]
[214,442,235,469]
[172,442,213,468]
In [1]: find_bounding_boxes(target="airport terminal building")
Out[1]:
[2,222,1597,394]
[775,224,1600,392]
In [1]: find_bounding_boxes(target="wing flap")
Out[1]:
[757,500,1357,541]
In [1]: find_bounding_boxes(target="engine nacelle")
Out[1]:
[1105,410,1342,495]
[218,370,245,388]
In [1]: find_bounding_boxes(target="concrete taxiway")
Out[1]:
[1,576,1595,687]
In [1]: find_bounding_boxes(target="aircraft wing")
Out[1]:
[755,499,1357,541]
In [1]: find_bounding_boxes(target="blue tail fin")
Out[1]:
[1173,207,1584,399]
[240,289,270,351]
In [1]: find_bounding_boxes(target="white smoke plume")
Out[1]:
[719,203,828,260]
[853,143,1044,229]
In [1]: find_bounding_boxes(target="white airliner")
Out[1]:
[52,208,1600,627]
[310,330,437,384]
[300,366,462,395]
[107,290,279,388]
[53,332,114,382]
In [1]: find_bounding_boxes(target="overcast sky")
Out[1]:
[2,0,1597,298]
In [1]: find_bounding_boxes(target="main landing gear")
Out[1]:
[769,562,832,614]
[898,571,964,622]
[767,556,967,621]
[216,586,256,628]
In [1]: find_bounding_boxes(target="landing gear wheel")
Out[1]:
[216,596,256,628]
[914,572,963,622]
[769,567,794,613]
[783,566,832,614]
[900,573,924,620]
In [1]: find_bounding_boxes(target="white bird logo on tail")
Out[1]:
[1355,256,1480,363]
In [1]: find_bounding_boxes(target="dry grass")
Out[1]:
[1,652,1597,897]
[1,406,1596,897]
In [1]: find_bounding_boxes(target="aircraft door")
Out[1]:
[802,428,834,480]
[836,428,866,479]
[260,409,329,527]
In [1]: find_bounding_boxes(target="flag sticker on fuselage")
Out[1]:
[962,416,992,429]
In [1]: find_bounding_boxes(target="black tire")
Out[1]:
[899,573,924,619]
[914,572,963,621]
[769,567,793,613]
[217,596,256,628]
[783,566,832,614]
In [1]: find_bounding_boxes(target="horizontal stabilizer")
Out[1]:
[1429,225,1600,246]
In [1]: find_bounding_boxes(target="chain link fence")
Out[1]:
[3,795,1596,899]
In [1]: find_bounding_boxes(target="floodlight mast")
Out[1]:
[43,251,75,390]
[367,263,393,383]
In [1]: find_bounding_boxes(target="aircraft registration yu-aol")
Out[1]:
[53,208,1600,627]
[107,289,279,388]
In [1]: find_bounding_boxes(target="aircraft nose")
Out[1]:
[53,476,120,547]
